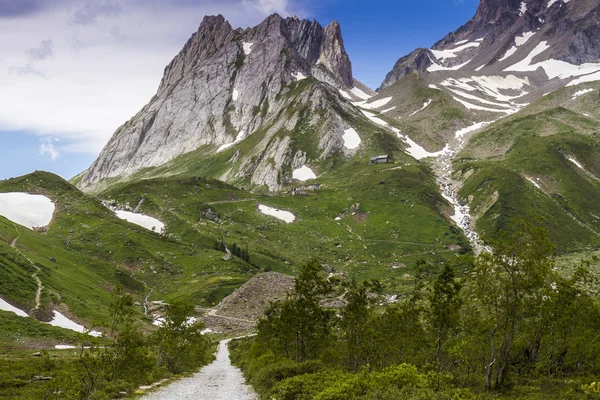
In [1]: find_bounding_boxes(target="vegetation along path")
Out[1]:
[141,338,257,400]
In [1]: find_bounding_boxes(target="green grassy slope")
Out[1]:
[456,83,600,253]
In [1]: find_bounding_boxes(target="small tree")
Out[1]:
[428,264,462,367]
[153,300,210,374]
[256,260,333,363]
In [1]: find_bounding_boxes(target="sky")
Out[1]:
[0,0,480,181]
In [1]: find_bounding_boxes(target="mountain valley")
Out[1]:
[1,0,600,397]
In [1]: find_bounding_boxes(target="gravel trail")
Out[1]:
[141,339,257,400]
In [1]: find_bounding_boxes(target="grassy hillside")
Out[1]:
[456,83,600,252]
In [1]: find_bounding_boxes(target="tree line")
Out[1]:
[230,221,600,399]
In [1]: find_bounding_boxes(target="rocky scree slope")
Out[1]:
[79,14,374,192]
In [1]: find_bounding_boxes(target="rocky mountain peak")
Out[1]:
[78,13,365,192]
[320,20,353,87]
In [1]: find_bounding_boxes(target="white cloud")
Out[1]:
[244,0,290,14]
[0,0,303,156]
[39,137,59,160]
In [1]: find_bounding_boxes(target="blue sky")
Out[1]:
[0,0,480,181]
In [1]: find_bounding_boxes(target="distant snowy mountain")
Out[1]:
[381,0,600,90]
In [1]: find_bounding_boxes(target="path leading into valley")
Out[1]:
[141,339,257,400]
[11,224,43,310]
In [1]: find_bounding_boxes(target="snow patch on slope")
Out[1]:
[342,128,361,149]
[49,311,102,337]
[115,210,165,233]
[571,88,594,99]
[217,131,246,153]
[409,100,432,116]
[292,166,317,182]
[350,87,372,100]
[242,42,253,55]
[499,31,535,61]
[0,193,55,230]
[258,205,295,223]
[0,297,28,317]
[506,41,600,80]
[361,110,388,126]
[391,127,447,160]
[568,72,600,86]
[292,72,307,81]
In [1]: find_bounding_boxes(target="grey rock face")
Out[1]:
[380,49,433,90]
[79,14,362,192]
[379,0,600,90]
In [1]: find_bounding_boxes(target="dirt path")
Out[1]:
[141,339,257,400]
[11,224,43,310]
[199,308,255,324]
[204,198,256,205]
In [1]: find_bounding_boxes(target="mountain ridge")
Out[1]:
[78,13,375,193]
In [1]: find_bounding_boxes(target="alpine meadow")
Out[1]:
[1,0,600,398]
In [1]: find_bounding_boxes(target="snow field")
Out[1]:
[258,205,295,223]
[242,42,253,55]
[49,311,102,337]
[0,297,29,317]
[115,210,165,233]
[292,165,316,181]
[0,193,55,230]
[217,131,246,153]
[342,128,361,150]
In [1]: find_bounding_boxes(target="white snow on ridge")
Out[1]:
[506,41,600,80]
[292,165,317,182]
[242,42,253,55]
[343,127,361,149]
[428,59,471,72]
[48,311,102,337]
[381,106,396,114]
[571,88,594,99]
[440,75,530,107]
[350,87,372,100]
[429,41,481,61]
[258,205,295,223]
[232,89,239,101]
[292,72,307,81]
[0,297,28,317]
[115,210,165,233]
[409,99,432,116]
[547,0,559,7]
[0,193,55,230]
